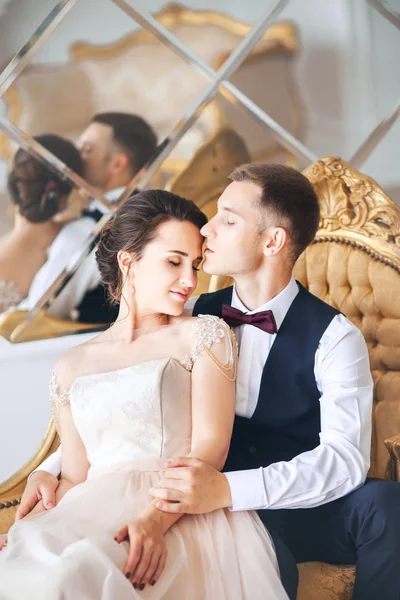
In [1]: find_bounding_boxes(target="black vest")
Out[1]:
[193,283,339,471]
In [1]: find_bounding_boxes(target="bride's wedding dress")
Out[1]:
[0,316,288,599]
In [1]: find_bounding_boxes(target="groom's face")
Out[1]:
[201,181,267,277]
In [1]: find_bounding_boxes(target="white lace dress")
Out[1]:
[0,316,288,600]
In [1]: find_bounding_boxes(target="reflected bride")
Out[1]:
[0,135,85,313]
[0,189,287,599]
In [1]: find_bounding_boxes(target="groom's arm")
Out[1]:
[31,446,62,479]
[15,446,62,520]
[150,316,373,512]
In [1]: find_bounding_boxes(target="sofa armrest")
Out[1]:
[384,434,400,482]
[0,309,105,344]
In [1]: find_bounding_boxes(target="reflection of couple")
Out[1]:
[14,112,158,321]
[1,164,400,599]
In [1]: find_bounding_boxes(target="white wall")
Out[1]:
[0,331,97,483]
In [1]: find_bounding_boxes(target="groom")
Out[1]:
[16,163,400,598]
[148,163,400,599]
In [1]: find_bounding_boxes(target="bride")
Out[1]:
[0,189,288,599]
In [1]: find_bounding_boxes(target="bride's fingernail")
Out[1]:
[151,580,156,586]
[125,572,131,579]
[133,582,138,589]
[139,584,145,590]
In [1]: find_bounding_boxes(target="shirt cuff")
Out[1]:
[29,461,60,480]
[225,468,268,511]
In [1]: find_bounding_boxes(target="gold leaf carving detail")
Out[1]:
[305,158,400,247]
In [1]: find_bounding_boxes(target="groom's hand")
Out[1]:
[15,471,58,520]
[149,457,232,514]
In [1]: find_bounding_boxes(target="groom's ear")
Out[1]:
[262,226,288,257]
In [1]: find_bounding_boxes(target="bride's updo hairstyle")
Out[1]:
[96,189,207,304]
[8,134,83,223]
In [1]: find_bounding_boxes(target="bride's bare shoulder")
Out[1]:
[53,332,108,389]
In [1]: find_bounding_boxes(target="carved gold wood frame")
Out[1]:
[69,6,297,61]
[0,4,299,161]
[304,157,400,272]
[0,421,59,533]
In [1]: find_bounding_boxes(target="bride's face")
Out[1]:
[127,219,203,316]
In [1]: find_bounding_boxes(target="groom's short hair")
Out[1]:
[229,163,320,262]
[91,112,157,174]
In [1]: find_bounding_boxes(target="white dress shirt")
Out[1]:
[37,279,374,513]
[17,217,94,313]
[19,188,124,320]
[186,278,373,511]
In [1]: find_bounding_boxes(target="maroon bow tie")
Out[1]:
[222,304,277,334]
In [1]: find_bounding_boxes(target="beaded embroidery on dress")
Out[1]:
[0,315,287,600]
[180,314,229,371]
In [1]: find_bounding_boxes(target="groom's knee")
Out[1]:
[350,478,400,536]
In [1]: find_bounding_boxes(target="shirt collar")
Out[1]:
[105,186,126,202]
[89,187,126,213]
[231,278,299,331]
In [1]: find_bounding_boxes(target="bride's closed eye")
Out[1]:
[168,260,200,272]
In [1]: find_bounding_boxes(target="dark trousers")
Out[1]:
[259,478,400,600]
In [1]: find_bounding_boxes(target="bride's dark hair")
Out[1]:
[8,134,83,223]
[96,189,207,304]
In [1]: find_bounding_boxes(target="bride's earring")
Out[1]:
[128,282,135,297]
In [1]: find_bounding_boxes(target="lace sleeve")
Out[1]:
[180,314,237,380]
[49,370,71,427]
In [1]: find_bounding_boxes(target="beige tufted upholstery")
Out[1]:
[295,243,400,480]
[295,157,400,482]
[292,157,400,599]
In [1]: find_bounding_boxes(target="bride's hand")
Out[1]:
[114,516,167,590]
[0,535,7,551]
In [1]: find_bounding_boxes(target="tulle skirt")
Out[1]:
[0,461,288,599]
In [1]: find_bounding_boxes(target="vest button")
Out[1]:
[249,446,257,455]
